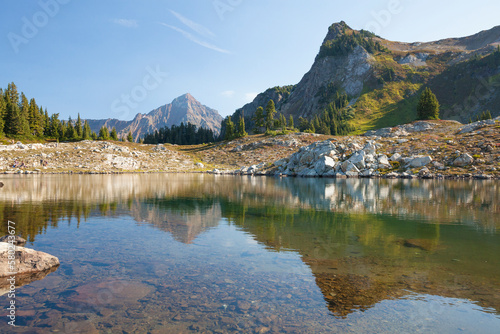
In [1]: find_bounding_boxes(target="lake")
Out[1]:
[0,174,499,333]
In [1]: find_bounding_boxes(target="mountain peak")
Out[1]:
[322,21,352,43]
[172,93,196,104]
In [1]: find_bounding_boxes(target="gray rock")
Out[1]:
[360,169,375,177]
[458,119,495,134]
[390,153,402,162]
[0,242,59,277]
[314,156,336,175]
[298,168,318,177]
[405,156,432,168]
[377,155,390,168]
[273,158,288,167]
[362,142,377,155]
[348,151,366,169]
[341,160,360,173]
[453,153,474,167]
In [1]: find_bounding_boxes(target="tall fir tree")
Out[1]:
[252,106,265,133]
[98,126,110,140]
[288,115,294,129]
[0,89,5,135]
[75,113,83,139]
[417,87,440,120]
[65,117,76,141]
[236,116,247,138]
[82,120,92,140]
[224,116,235,141]
[19,93,31,136]
[110,127,118,141]
[265,100,276,130]
[127,131,134,143]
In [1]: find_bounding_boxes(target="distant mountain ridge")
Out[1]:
[87,94,223,141]
[230,21,500,134]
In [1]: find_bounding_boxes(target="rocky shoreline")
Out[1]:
[0,119,498,180]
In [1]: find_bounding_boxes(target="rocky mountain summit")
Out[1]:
[231,21,500,133]
[87,93,223,141]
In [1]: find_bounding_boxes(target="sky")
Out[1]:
[1,0,499,120]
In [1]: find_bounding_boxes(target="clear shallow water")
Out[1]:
[0,174,499,333]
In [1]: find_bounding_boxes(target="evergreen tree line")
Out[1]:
[143,122,216,145]
[222,95,355,140]
[297,101,354,135]
[0,82,134,142]
[223,115,247,141]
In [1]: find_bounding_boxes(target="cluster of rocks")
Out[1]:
[231,137,299,152]
[271,139,422,178]
[364,121,436,138]
[458,118,499,134]
[0,142,49,151]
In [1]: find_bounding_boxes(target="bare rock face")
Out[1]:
[0,242,60,277]
[279,45,373,118]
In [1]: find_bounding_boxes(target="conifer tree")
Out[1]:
[265,100,276,130]
[288,115,294,129]
[127,131,134,143]
[417,87,440,120]
[236,116,247,138]
[0,90,5,134]
[43,109,50,136]
[19,93,31,136]
[279,113,287,131]
[98,126,110,140]
[252,106,265,133]
[65,117,76,141]
[75,114,83,139]
[4,94,22,136]
[82,120,92,140]
[224,116,235,141]
[110,127,118,141]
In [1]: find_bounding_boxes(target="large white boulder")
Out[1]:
[314,156,337,175]
[405,156,432,168]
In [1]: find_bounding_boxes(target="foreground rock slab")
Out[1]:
[0,242,60,277]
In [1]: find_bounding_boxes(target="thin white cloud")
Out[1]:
[244,92,258,102]
[111,18,138,28]
[159,23,230,54]
[221,90,235,98]
[169,10,215,39]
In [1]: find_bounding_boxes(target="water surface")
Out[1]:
[0,174,498,333]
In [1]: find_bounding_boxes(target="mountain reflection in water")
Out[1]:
[0,174,498,331]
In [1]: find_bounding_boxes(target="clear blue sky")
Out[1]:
[1,0,499,120]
